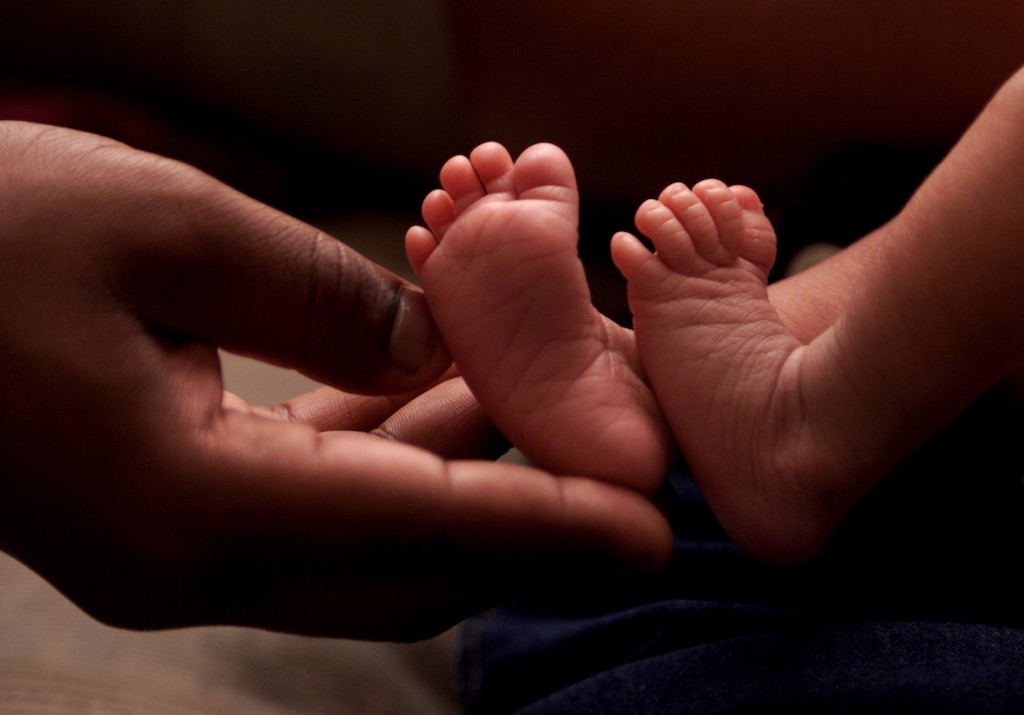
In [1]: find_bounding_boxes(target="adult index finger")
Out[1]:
[114,155,450,394]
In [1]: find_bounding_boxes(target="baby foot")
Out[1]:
[406,142,670,492]
[612,181,857,563]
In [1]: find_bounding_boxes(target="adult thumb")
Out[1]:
[121,161,450,395]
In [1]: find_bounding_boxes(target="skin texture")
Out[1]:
[616,67,1024,564]
[614,180,845,563]
[409,64,1024,565]
[0,122,673,640]
[407,142,671,494]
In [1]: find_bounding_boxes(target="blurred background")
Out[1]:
[3,1,1023,712]
[5,1,1013,319]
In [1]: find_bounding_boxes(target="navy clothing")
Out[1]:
[461,390,1024,713]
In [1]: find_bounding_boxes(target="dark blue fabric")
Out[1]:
[507,621,1024,714]
[461,390,1024,713]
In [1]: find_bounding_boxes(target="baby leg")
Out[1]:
[614,66,1024,564]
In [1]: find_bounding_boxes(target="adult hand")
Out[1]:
[0,123,672,640]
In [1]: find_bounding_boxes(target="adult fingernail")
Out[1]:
[390,289,445,372]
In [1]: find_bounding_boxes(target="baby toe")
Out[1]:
[420,188,457,239]
[439,154,487,213]
[469,142,517,195]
